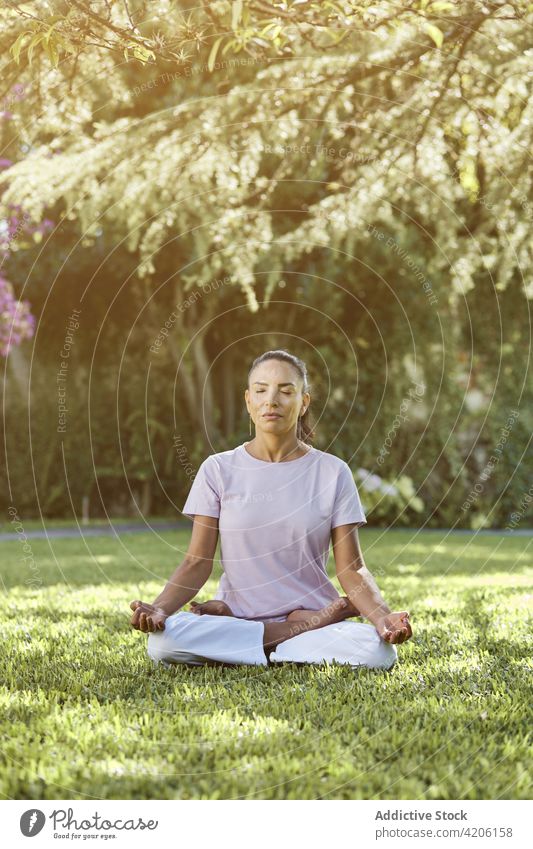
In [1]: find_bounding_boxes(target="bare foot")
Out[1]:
[286,596,360,623]
[263,597,360,652]
[296,596,356,629]
[189,600,234,617]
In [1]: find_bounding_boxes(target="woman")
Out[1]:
[130,350,412,669]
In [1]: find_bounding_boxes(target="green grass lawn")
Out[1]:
[1,526,531,800]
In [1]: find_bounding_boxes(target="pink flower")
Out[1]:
[0,276,35,356]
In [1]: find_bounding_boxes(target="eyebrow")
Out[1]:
[253,381,296,387]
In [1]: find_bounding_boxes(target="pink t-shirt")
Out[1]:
[181,442,367,623]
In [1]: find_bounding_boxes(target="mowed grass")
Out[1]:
[1,526,531,800]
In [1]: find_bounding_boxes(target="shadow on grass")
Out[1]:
[6,682,529,801]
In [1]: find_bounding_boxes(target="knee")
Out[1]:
[146,630,169,665]
[145,611,189,665]
[368,637,398,670]
[346,622,398,669]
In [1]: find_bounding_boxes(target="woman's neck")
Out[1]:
[245,434,310,463]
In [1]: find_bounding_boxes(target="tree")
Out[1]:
[1,0,531,524]
[2,2,530,308]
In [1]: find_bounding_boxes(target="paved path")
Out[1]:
[0,522,531,541]
[0,521,187,541]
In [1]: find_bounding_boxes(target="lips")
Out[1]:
[263,413,281,418]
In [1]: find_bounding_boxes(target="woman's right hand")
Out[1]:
[129,600,168,632]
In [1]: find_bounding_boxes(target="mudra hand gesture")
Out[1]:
[130,600,168,632]
[374,611,412,644]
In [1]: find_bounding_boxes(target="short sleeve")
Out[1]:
[181,457,221,520]
[331,463,367,530]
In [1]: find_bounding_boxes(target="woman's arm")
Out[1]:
[331,524,412,644]
[130,515,219,632]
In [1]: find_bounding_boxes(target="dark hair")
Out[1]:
[247,349,316,444]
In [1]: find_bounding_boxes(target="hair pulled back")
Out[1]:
[247,349,316,444]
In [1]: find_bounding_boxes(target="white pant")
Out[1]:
[146,611,397,670]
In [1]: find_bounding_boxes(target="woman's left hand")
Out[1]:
[374,611,412,644]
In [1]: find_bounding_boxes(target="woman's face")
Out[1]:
[245,359,310,437]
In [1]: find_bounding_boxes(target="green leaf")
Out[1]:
[231,0,243,30]
[10,31,32,64]
[54,34,77,56]
[429,1,454,10]
[269,24,283,40]
[260,22,280,35]
[424,22,443,48]
[44,35,60,67]
[221,38,237,56]
[43,20,60,44]
[133,45,155,63]
[207,36,223,72]
[27,31,45,66]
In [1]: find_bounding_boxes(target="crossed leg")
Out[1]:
[189,597,361,622]
[189,597,362,657]
[147,600,397,669]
